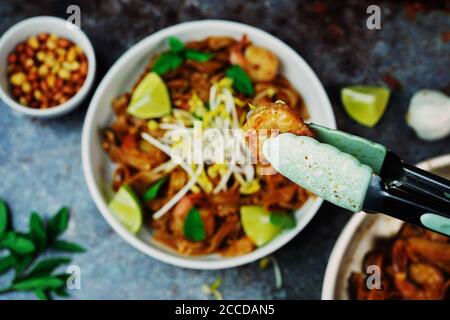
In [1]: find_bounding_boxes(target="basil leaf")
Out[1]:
[0,200,8,240]
[168,36,185,53]
[27,257,71,278]
[0,255,14,275]
[48,207,69,239]
[1,232,35,255]
[34,290,51,300]
[51,240,85,253]
[270,212,296,229]
[152,52,183,75]
[143,177,168,201]
[185,49,214,62]
[54,287,69,297]
[183,208,206,242]
[12,276,64,291]
[11,253,33,273]
[225,65,254,96]
[29,212,47,249]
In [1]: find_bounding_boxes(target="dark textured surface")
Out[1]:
[0,0,449,299]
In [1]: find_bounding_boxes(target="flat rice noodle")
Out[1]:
[210,185,240,217]
[186,60,223,74]
[167,168,188,198]
[126,171,165,194]
[190,72,210,102]
[205,219,239,253]
[207,36,236,51]
[220,236,255,256]
[108,144,167,171]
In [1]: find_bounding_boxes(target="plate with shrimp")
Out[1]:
[82,20,335,269]
[322,154,450,299]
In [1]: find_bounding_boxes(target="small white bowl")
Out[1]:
[322,154,450,299]
[82,20,336,269]
[0,16,96,118]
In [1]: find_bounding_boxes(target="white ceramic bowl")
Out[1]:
[82,20,336,269]
[322,154,450,299]
[0,16,96,118]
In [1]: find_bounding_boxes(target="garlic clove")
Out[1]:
[406,89,450,141]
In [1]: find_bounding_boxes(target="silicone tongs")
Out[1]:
[262,124,450,236]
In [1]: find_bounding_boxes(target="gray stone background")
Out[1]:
[0,0,449,299]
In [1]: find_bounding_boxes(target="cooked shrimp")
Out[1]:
[171,194,215,237]
[394,263,445,300]
[406,237,450,263]
[230,36,279,82]
[243,45,279,82]
[243,102,313,170]
[244,102,313,136]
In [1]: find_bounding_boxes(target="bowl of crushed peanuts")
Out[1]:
[0,16,96,118]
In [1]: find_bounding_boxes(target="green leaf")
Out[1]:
[225,65,254,96]
[52,240,85,253]
[48,207,69,239]
[0,200,8,240]
[12,276,64,291]
[54,287,69,297]
[152,52,183,75]
[1,232,35,255]
[185,49,214,62]
[34,290,51,300]
[183,208,206,242]
[29,212,47,249]
[143,177,168,201]
[270,212,296,229]
[168,36,185,53]
[27,257,71,278]
[0,254,14,275]
[11,253,33,274]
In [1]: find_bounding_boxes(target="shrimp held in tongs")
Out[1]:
[243,102,313,172]
[246,103,450,238]
[243,102,313,136]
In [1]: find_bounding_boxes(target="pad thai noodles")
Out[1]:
[102,35,312,256]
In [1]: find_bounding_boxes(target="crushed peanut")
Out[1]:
[7,32,88,109]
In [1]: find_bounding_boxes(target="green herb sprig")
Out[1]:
[225,65,254,96]
[270,212,296,229]
[0,199,85,300]
[143,177,168,202]
[183,207,206,242]
[152,36,215,75]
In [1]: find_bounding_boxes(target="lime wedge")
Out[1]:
[127,72,171,119]
[240,206,281,247]
[108,185,142,234]
[341,86,390,127]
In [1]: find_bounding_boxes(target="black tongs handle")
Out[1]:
[364,175,450,236]
[402,162,450,203]
[381,151,450,205]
